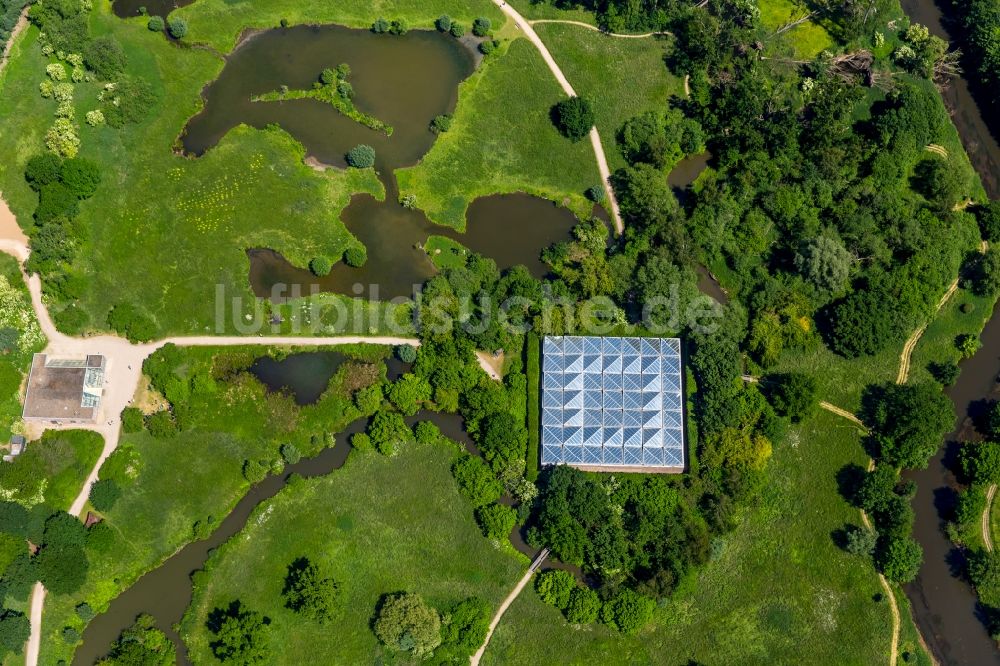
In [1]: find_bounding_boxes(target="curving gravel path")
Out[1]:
[492,0,624,235]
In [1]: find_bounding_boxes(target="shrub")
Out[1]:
[279,443,301,465]
[101,76,158,128]
[877,537,923,583]
[387,373,432,416]
[413,420,441,445]
[957,333,981,359]
[46,63,66,81]
[351,431,373,451]
[89,478,121,512]
[552,96,595,141]
[928,360,960,386]
[565,587,601,623]
[372,17,389,33]
[107,302,157,342]
[478,39,498,55]
[242,459,267,483]
[586,184,607,203]
[977,201,1000,243]
[61,157,102,199]
[844,525,877,558]
[450,22,466,38]
[346,144,376,168]
[85,109,105,127]
[430,114,452,133]
[82,36,127,80]
[354,382,383,414]
[75,603,93,621]
[145,410,176,438]
[969,249,1000,296]
[336,80,353,99]
[472,17,492,36]
[62,626,79,643]
[147,15,164,31]
[396,344,417,363]
[167,17,187,39]
[0,611,29,655]
[280,18,289,28]
[389,18,408,35]
[374,592,441,656]
[25,153,63,190]
[436,15,452,32]
[439,598,489,656]
[320,68,336,85]
[765,372,818,422]
[208,601,270,664]
[309,256,332,277]
[600,589,655,634]
[475,503,516,540]
[534,570,575,609]
[451,455,502,507]
[368,409,413,455]
[968,548,1000,607]
[343,246,366,268]
[282,557,340,623]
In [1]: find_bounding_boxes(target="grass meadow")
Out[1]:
[396,38,599,230]
[532,23,684,172]
[36,344,388,665]
[177,0,506,52]
[179,438,525,663]
[483,410,895,664]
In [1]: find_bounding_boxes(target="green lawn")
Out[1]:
[533,22,683,171]
[759,0,835,59]
[396,38,599,230]
[0,8,386,337]
[0,255,45,443]
[908,285,999,387]
[37,344,389,665]
[506,0,598,24]
[483,410,894,664]
[179,437,525,663]
[177,0,506,52]
[424,234,470,270]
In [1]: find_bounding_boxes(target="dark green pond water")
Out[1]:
[112,0,194,19]
[181,24,582,300]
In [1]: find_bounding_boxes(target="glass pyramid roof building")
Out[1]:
[541,336,685,472]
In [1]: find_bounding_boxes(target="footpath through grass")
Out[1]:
[483,410,893,664]
[397,38,599,230]
[532,22,684,172]
[0,10,387,336]
[37,345,388,665]
[179,437,524,663]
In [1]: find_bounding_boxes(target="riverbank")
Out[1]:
[898,0,1000,660]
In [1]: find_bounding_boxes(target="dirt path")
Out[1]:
[985,484,997,553]
[471,548,549,665]
[528,19,672,39]
[0,7,29,78]
[897,278,960,384]
[0,204,512,663]
[492,0,624,235]
[819,401,868,430]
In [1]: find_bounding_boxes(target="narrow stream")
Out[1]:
[899,0,1000,661]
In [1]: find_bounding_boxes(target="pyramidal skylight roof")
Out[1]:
[540,336,685,472]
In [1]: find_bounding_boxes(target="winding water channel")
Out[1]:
[899,0,1000,662]
[68,3,1000,663]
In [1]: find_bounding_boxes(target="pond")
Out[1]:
[248,193,581,301]
[180,24,583,301]
[248,351,347,405]
[112,0,194,19]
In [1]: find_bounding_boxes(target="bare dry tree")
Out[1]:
[933,49,963,86]
[774,10,820,35]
